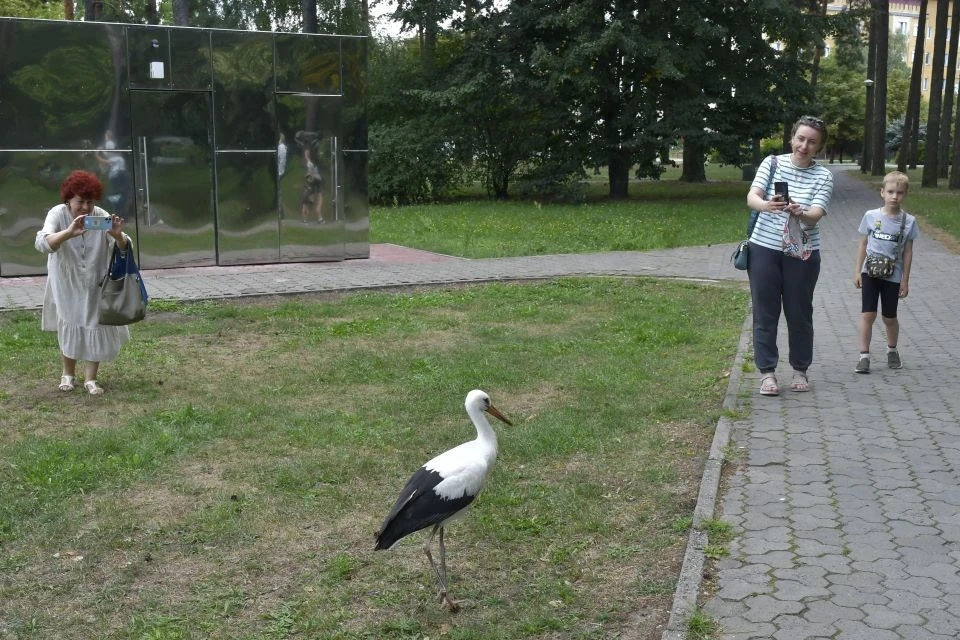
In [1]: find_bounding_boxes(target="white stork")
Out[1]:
[374,389,512,612]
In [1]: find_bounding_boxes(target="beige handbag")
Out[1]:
[98,243,147,326]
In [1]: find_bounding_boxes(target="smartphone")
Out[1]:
[774,181,789,202]
[83,215,112,231]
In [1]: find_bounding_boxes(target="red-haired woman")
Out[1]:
[35,170,132,396]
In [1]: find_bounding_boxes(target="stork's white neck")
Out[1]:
[467,406,498,451]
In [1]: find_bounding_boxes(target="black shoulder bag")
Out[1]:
[732,155,779,271]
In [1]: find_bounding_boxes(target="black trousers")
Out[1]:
[747,243,821,374]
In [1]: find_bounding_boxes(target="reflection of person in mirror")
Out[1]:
[276,134,288,218]
[95,129,132,221]
[277,134,288,178]
[300,147,324,223]
[34,170,132,397]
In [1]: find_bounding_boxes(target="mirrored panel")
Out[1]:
[276,94,343,261]
[215,152,280,265]
[341,151,369,258]
[340,36,367,152]
[212,31,274,150]
[127,25,172,89]
[170,28,212,90]
[97,149,136,221]
[275,33,341,95]
[1,19,369,277]
[131,90,216,269]
[0,19,127,150]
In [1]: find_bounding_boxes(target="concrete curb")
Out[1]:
[660,309,753,639]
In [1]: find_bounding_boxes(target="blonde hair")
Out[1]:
[882,170,909,191]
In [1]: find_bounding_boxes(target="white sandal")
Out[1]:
[759,373,780,396]
[59,375,76,392]
[84,380,104,396]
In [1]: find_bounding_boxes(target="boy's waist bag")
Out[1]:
[864,254,896,278]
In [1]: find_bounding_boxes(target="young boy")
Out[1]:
[853,171,919,373]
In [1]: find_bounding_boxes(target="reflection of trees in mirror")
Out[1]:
[10,44,114,141]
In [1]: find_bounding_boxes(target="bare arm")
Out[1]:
[853,236,867,289]
[899,239,914,298]
[40,216,85,253]
[747,187,786,213]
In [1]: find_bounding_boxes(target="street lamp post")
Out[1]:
[861,78,875,174]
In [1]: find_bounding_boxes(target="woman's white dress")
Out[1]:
[35,204,131,362]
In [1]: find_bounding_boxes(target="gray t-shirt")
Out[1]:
[857,208,919,282]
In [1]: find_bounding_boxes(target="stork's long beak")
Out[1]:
[486,404,512,426]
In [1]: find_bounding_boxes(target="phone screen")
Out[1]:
[774,181,789,201]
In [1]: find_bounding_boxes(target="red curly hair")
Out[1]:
[60,170,103,202]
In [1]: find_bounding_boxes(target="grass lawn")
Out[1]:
[371,167,751,258]
[0,278,748,639]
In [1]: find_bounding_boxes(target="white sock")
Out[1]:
[859,352,869,357]
[887,346,898,353]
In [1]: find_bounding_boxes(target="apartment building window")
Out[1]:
[925,51,930,65]
[897,20,908,34]
[923,77,929,91]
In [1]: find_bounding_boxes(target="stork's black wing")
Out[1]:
[374,466,475,550]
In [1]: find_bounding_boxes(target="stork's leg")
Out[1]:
[422,525,459,612]
[437,527,461,611]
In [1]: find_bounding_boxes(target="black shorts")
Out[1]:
[861,273,900,318]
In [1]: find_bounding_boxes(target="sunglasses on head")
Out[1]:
[798,116,826,130]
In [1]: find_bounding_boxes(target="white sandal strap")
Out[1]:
[84,380,104,396]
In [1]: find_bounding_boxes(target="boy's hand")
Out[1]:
[899,281,909,298]
[853,274,862,289]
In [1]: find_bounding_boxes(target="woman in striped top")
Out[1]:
[745,116,834,396]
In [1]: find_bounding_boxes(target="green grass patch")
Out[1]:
[371,176,749,258]
[0,278,747,639]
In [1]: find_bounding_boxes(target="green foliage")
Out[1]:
[368,0,837,200]
[368,39,467,203]
[0,0,63,18]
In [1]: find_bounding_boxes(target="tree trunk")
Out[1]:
[145,0,159,25]
[302,0,317,33]
[65,0,74,19]
[951,75,960,187]
[423,24,437,77]
[862,2,877,174]
[172,0,189,26]
[938,0,960,178]
[680,139,706,182]
[490,161,510,199]
[83,0,102,20]
[870,0,889,176]
[809,0,829,91]
[608,148,630,199]
[922,0,949,187]
[898,0,928,171]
